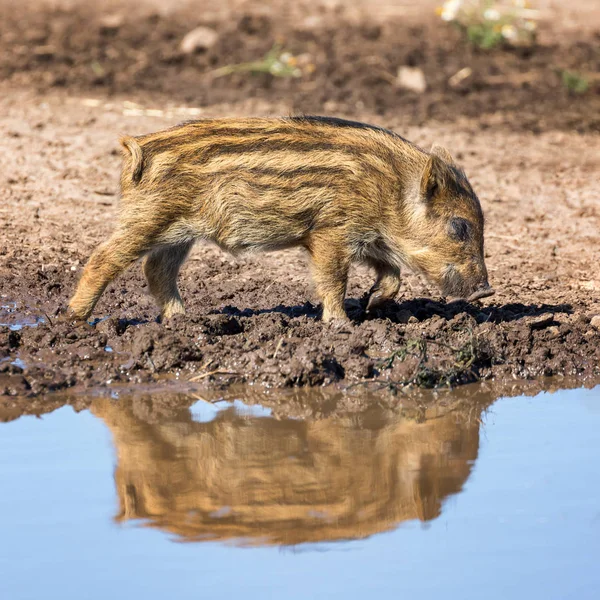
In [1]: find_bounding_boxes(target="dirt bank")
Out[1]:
[1,0,599,402]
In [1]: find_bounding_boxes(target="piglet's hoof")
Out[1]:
[366,293,383,312]
[366,293,397,313]
[467,287,495,302]
[323,315,352,332]
[52,306,89,327]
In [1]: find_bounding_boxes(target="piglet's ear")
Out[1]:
[430,144,455,166]
[420,153,452,202]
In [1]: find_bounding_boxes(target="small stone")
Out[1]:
[546,326,561,339]
[99,14,124,32]
[180,26,219,54]
[408,316,419,324]
[528,313,554,330]
[590,315,600,330]
[33,45,56,59]
[299,15,324,31]
[448,67,472,88]
[396,66,427,94]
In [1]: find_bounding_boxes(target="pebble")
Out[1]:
[590,315,600,330]
[180,26,219,54]
[33,45,56,59]
[528,313,554,330]
[299,15,324,31]
[99,14,124,32]
[396,66,427,94]
[449,66,472,88]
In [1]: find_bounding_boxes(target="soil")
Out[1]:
[1,0,599,132]
[1,0,599,409]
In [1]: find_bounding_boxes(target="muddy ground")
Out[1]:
[1,0,599,411]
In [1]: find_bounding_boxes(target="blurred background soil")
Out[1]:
[1,0,599,131]
[0,0,599,403]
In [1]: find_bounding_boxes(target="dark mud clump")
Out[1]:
[0,1,599,132]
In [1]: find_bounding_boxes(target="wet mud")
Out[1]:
[2,293,599,399]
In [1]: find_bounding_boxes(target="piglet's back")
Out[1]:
[120,117,421,202]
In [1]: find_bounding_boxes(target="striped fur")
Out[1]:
[69,116,491,322]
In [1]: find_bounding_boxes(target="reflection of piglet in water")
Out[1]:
[69,116,494,323]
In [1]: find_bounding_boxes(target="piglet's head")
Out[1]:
[404,144,494,302]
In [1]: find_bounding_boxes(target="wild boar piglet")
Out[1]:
[69,116,493,322]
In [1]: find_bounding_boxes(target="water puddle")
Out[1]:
[0,385,599,598]
[0,299,45,331]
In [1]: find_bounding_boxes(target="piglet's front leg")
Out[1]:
[367,263,402,311]
[307,233,350,322]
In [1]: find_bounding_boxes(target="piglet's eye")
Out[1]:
[449,217,471,242]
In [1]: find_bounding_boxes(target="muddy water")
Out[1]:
[1,387,599,599]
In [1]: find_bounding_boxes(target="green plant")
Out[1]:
[438,0,539,50]
[372,329,485,391]
[211,44,304,79]
[561,70,590,95]
[465,22,504,49]
[90,61,105,77]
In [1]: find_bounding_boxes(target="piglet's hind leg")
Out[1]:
[69,229,154,321]
[143,241,194,319]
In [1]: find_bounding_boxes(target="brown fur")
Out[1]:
[69,116,491,322]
